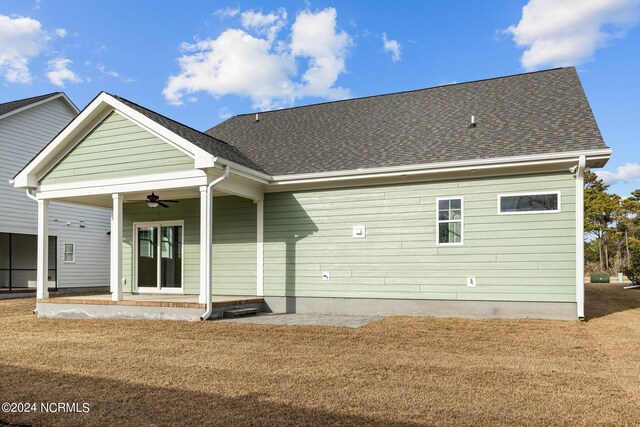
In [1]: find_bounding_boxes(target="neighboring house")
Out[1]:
[13,68,610,320]
[1,93,110,296]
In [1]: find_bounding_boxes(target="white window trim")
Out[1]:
[497,191,562,215]
[62,242,75,263]
[436,196,464,246]
[133,220,185,294]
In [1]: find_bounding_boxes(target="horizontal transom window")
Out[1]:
[498,192,560,214]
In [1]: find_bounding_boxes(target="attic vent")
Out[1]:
[470,115,477,128]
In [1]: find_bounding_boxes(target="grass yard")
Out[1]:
[1,284,639,426]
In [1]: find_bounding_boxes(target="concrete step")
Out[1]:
[223,307,260,318]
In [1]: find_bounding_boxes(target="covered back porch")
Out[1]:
[13,92,270,320]
[31,170,267,320]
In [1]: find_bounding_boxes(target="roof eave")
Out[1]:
[269,148,611,186]
[0,92,78,122]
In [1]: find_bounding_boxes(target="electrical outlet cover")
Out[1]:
[467,277,477,287]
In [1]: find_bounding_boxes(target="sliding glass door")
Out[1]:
[135,222,183,291]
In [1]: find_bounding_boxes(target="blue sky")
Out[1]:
[1,0,639,195]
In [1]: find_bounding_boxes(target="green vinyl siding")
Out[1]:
[212,197,257,295]
[121,171,576,303]
[122,196,256,295]
[42,111,193,185]
[263,172,577,302]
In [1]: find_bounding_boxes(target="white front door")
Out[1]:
[135,221,183,292]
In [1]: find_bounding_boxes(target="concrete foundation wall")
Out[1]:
[37,302,203,321]
[263,296,578,320]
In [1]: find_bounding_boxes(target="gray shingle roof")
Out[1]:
[0,92,61,118]
[112,95,264,172]
[206,67,607,176]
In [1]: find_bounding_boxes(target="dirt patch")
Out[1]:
[1,284,639,426]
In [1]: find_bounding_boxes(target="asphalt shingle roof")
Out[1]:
[112,95,264,172]
[206,67,607,176]
[0,92,62,118]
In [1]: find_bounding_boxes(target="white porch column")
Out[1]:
[36,199,49,299]
[110,193,123,301]
[199,186,208,304]
[256,200,264,297]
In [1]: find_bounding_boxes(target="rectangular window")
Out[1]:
[437,197,463,245]
[498,192,560,214]
[63,243,75,263]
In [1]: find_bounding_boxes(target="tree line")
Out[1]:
[584,171,639,274]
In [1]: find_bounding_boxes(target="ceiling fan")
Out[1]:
[130,192,179,208]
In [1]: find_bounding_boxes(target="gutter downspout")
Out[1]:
[576,155,586,320]
[25,188,38,202]
[201,165,230,321]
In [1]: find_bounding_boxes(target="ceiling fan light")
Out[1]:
[147,201,159,208]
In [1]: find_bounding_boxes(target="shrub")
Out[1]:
[623,251,640,286]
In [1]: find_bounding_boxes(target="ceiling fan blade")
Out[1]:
[160,200,179,203]
[158,201,170,208]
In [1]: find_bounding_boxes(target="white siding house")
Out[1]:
[1,93,110,294]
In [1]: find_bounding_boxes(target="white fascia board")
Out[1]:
[37,170,208,199]
[13,93,113,188]
[105,96,213,164]
[35,108,113,182]
[270,149,612,184]
[0,92,78,122]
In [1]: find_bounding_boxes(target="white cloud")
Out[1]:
[507,0,640,70]
[55,28,67,38]
[214,7,240,19]
[97,63,134,82]
[291,8,351,99]
[163,7,352,110]
[241,8,287,42]
[382,33,401,62]
[597,163,640,184]
[46,57,82,87]
[97,63,119,78]
[0,15,50,83]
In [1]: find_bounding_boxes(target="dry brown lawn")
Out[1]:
[1,284,639,427]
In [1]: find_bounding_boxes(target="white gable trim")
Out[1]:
[106,96,215,167]
[35,107,113,182]
[0,92,79,122]
[13,92,217,188]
